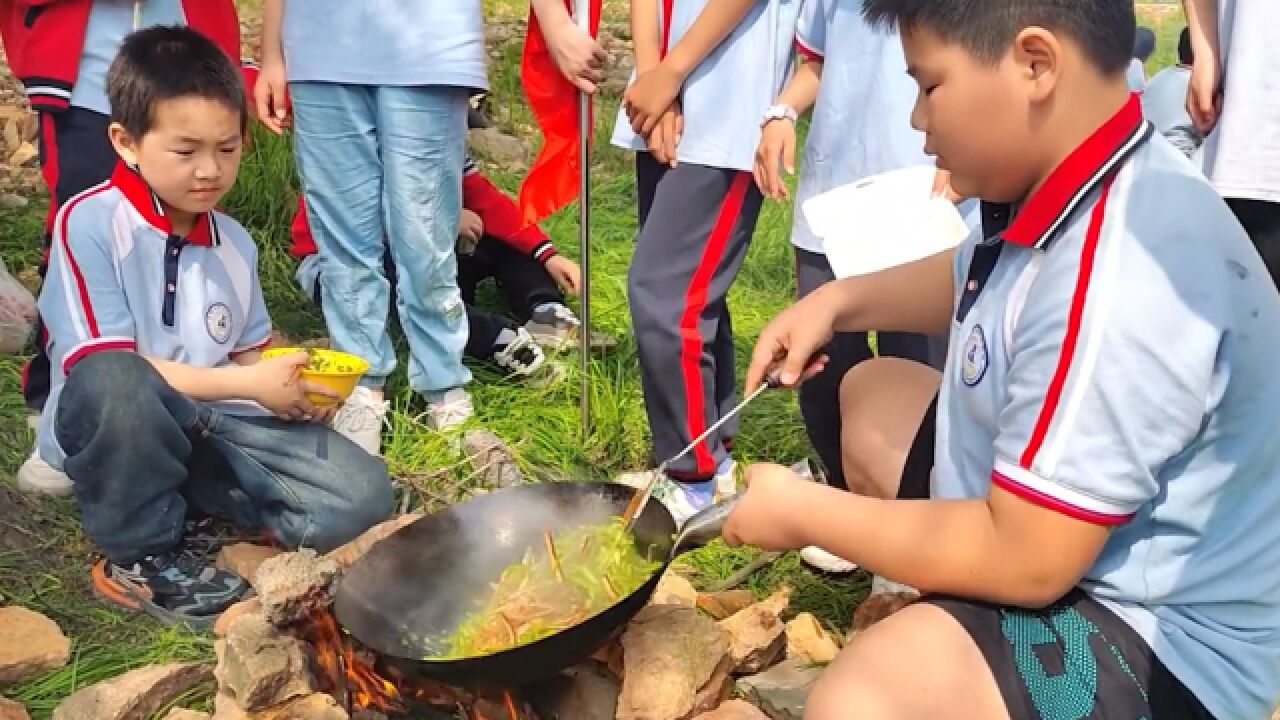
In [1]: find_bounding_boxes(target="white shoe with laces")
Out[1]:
[423,387,474,431]
[16,449,74,496]
[331,386,388,456]
[490,327,546,378]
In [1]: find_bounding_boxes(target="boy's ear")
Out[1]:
[107,122,139,167]
[1011,26,1061,103]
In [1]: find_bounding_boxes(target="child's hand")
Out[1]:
[254,58,291,135]
[722,462,811,551]
[753,118,796,200]
[745,290,836,392]
[458,208,484,245]
[246,351,322,421]
[546,21,606,94]
[544,255,581,295]
[624,64,684,136]
[646,103,683,168]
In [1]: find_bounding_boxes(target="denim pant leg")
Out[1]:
[202,413,394,553]
[290,82,397,389]
[54,352,205,564]
[377,85,471,395]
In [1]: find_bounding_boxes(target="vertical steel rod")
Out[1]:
[576,0,592,439]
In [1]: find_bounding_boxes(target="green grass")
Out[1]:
[0,9,858,717]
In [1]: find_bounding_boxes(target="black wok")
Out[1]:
[333,481,736,689]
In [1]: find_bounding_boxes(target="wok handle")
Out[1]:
[673,495,742,555]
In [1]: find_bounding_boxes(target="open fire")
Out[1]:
[303,607,532,720]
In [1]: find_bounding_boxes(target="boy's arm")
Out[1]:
[463,157,558,263]
[734,241,1218,608]
[754,57,822,198]
[624,0,763,135]
[255,0,290,133]
[746,248,956,390]
[531,0,605,94]
[1182,0,1222,134]
[630,0,662,75]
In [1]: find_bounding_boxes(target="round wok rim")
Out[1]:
[333,481,677,672]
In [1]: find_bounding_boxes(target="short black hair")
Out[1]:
[107,25,247,138]
[1178,27,1193,66]
[862,0,1136,76]
[1132,26,1156,61]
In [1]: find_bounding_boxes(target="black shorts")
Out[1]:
[899,396,1215,720]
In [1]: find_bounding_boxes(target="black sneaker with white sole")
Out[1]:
[490,327,546,377]
[91,547,250,628]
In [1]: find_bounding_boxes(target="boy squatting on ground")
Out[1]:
[611,0,801,524]
[721,0,1280,718]
[751,0,951,574]
[36,27,393,628]
[288,154,586,384]
[2,0,263,496]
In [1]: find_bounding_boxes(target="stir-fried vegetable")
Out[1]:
[302,348,362,374]
[436,518,660,658]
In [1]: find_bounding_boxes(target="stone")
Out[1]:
[163,710,211,720]
[784,613,839,666]
[718,588,790,674]
[650,570,697,608]
[0,606,71,687]
[1,120,19,154]
[686,656,733,719]
[695,590,756,621]
[252,549,339,627]
[589,640,624,680]
[325,514,421,571]
[735,658,821,720]
[210,691,247,720]
[214,614,314,711]
[214,598,264,638]
[52,662,213,720]
[849,591,918,636]
[462,429,522,488]
[617,605,731,720]
[691,700,769,720]
[216,544,284,585]
[467,127,525,164]
[251,694,348,720]
[0,697,30,720]
[8,142,35,168]
[528,662,619,720]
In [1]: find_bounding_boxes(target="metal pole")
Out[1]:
[576,0,592,439]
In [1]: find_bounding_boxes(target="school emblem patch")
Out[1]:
[205,302,232,344]
[962,324,988,387]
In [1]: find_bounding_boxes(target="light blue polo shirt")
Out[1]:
[281,0,487,91]
[36,163,273,470]
[935,96,1280,720]
[71,0,187,115]
[788,0,929,252]
[610,0,800,172]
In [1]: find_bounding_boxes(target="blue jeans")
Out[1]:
[290,82,471,395]
[54,352,395,564]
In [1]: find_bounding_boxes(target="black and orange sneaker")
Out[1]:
[91,547,250,628]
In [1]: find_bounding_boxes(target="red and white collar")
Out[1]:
[110,162,221,247]
[1001,94,1151,249]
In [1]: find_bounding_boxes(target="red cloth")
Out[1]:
[289,163,556,263]
[516,0,600,228]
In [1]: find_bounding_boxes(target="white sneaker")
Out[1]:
[423,387,474,431]
[800,545,858,574]
[331,386,388,456]
[714,459,740,502]
[490,327,546,378]
[650,474,716,528]
[16,450,73,496]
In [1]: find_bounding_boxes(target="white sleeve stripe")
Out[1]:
[1035,164,1134,477]
[993,458,1137,524]
[794,36,823,59]
[61,337,136,375]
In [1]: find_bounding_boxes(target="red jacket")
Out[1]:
[0,0,243,113]
[290,156,559,264]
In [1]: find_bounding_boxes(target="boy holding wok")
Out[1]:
[35,27,393,628]
[724,0,1280,717]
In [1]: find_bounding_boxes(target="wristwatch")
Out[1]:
[760,104,798,128]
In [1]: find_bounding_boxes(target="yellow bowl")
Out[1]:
[261,347,369,407]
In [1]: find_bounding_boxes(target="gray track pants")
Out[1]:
[628,154,764,480]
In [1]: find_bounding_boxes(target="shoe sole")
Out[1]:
[90,560,218,630]
[799,548,859,576]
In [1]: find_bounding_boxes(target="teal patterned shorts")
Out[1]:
[924,590,1214,720]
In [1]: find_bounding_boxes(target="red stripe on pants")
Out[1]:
[38,112,59,235]
[677,173,750,475]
